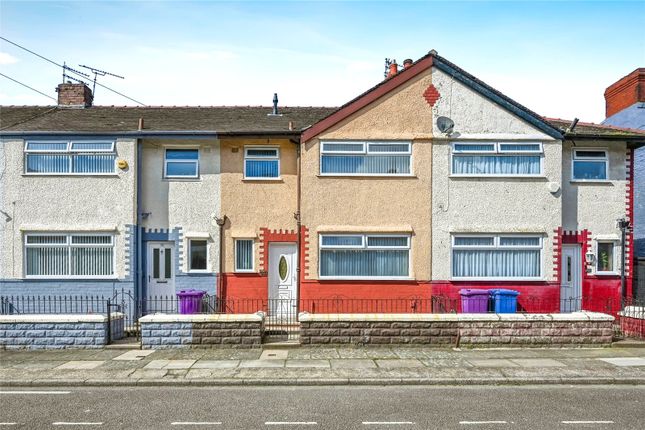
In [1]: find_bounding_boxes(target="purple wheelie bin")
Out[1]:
[177,289,206,314]
[459,289,490,313]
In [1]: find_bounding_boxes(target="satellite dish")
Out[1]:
[436,116,455,134]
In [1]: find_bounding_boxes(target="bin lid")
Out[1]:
[489,289,520,296]
[177,289,205,297]
[459,289,490,296]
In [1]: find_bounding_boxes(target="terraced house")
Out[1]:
[1,51,643,317]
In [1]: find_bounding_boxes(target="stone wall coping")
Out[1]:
[0,314,109,323]
[618,306,645,319]
[297,311,614,322]
[139,312,265,323]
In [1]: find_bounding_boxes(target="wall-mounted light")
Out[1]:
[585,252,596,265]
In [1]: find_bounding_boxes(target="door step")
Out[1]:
[262,338,301,348]
[106,337,141,349]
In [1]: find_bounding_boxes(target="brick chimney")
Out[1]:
[56,82,93,107]
[387,61,398,78]
[604,68,645,118]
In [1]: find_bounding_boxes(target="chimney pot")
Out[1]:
[388,61,398,78]
[604,68,645,118]
[403,59,413,69]
[56,82,93,107]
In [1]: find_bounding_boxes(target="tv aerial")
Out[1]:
[79,64,125,97]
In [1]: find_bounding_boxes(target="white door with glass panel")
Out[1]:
[560,245,582,312]
[268,243,297,317]
[147,242,175,298]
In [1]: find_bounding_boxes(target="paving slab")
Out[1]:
[510,359,566,368]
[192,360,240,369]
[238,359,285,368]
[330,359,377,369]
[164,360,196,369]
[376,359,424,368]
[598,357,645,367]
[467,359,520,368]
[285,359,330,369]
[56,360,105,370]
[113,350,156,361]
[260,349,289,360]
[143,360,169,369]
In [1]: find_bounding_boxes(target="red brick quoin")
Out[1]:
[423,84,440,106]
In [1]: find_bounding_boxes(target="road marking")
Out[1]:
[171,423,222,426]
[562,421,614,425]
[0,391,71,394]
[265,423,318,426]
[52,423,103,426]
[362,423,415,426]
[460,421,508,425]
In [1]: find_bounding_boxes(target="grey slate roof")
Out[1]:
[0,105,336,134]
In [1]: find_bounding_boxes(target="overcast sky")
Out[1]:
[1,1,643,123]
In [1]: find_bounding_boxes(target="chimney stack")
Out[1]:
[403,59,413,69]
[387,61,398,78]
[604,68,645,118]
[56,82,93,107]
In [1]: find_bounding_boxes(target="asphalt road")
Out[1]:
[1,386,643,429]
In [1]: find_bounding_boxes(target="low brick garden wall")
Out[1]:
[139,312,265,349]
[298,312,614,347]
[0,313,124,350]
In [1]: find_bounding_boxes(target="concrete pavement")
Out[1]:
[1,346,645,386]
[1,386,644,429]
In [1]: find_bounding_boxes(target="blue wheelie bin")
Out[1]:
[489,289,520,313]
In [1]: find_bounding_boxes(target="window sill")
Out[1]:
[569,180,612,184]
[242,178,283,182]
[450,277,545,282]
[317,174,417,178]
[163,177,201,182]
[23,276,119,280]
[449,175,546,179]
[187,270,211,274]
[318,276,413,281]
[22,173,120,177]
[593,272,620,277]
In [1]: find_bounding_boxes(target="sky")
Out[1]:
[0,0,643,123]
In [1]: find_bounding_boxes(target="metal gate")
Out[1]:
[264,298,300,342]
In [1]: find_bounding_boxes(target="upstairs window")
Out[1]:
[452,234,542,280]
[451,142,543,176]
[244,147,280,179]
[572,149,607,180]
[24,141,116,174]
[25,233,114,278]
[319,234,410,278]
[320,141,412,175]
[164,149,199,178]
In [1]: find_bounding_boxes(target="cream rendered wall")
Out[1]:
[0,138,137,279]
[562,139,628,271]
[302,71,434,281]
[220,138,298,273]
[140,139,221,273]
[430,67,561,281]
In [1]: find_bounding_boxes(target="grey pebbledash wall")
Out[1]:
[139,313,264,349]
[298,312,614,347]
[0,313,124,350]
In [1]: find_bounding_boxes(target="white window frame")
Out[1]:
[187,238,209,273]
[24,232,116,279]
[319,233,412,280]
[571,148,609,182]
[243,146,281,180]
[450,141,544,177]
[319,140,413,177]
[164,147,200,179]
[234,239,255,273]
[451,233,543,281]
[595,240,619,275]
[24,140,117,175]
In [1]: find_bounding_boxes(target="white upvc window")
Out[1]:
[572,148,608,181]
[188,239,208,272]
[235,239,254,272]
[319,233,411,279]
[164,148,199,178]
[595,240,618,275]
[451,141,543,176]
[320,141,412,176]
[451,234,543,280]
[24,233,115,278]
[24,140,116,174]
[244,146,280,179]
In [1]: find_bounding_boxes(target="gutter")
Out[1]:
[0,130,301,139]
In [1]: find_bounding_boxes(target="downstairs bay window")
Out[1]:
[451,235,542,280]
[319,234,410,279]
[451,142,543,176]
[25,233,115,278]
